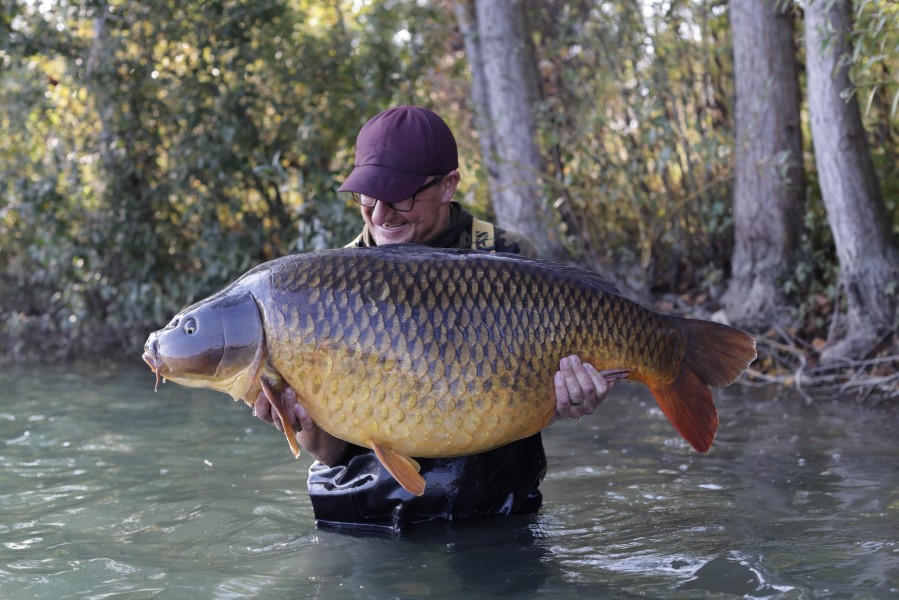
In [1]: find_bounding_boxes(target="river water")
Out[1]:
[1,362,896,599]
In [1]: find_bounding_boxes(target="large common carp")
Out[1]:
[143,245,756,496]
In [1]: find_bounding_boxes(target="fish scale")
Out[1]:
[143,244,756,496]
[265,248,673,457]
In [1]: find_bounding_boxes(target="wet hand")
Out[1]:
[252,386,346,465]
[252,386,316,432]
[554,355,629,419]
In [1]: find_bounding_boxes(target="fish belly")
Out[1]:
[261,246,686,457]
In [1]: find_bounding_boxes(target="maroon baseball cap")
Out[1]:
[338,106,459,203]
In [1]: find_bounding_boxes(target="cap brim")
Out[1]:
[337,164,429,203]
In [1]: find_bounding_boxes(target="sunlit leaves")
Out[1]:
[533,0,735,292]
[0,0,441,360]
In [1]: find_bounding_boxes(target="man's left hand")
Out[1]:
[554,355,629,419]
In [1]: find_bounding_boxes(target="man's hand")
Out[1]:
[253,386,314,433]
[553,355,629,419]
[253,387,348,466]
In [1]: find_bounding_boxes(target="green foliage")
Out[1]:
[531,0,898,317]
[851,0,899,229]
[0,0,441,361]
[531,0,735,294]
[782,177,841,336]
[852,0,899,119]
[2,0,897,361]
[780,0,899,333]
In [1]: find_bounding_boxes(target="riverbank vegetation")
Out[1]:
[2,1,897,400]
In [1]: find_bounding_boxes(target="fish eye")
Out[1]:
[183,318,198,335]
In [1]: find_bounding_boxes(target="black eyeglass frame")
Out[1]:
[350,175,446,212]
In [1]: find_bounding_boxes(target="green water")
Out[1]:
[1,363,896,599]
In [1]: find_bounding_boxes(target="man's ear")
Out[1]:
[439,170,461,204]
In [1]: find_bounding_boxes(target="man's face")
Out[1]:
[361,173,457,246]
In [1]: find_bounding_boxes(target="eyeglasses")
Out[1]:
[351,175,445,213]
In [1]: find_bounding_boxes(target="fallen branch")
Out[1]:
[739,328,899,404]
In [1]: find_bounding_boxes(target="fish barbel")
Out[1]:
[142,245,756,495]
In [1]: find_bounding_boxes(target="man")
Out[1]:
[255,106,621,531]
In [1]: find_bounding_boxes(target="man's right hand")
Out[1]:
[253,387,348,466]
[253,386,314,433]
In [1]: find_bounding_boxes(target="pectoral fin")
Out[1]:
[370,440,425,496]
[261,379,302,459]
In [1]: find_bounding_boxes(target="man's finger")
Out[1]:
[579,363,609,415]
[280,387,316,431]
[561,355,587,404]
[554,371,571,416]
[569,357,597,403]
[295,403,316,431]
[253,392,272,423]
[280,387,298,426]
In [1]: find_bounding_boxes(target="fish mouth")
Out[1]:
[142,348,166,392]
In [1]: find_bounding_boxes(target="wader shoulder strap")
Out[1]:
[471,219,496,252]
[344,233,364,248]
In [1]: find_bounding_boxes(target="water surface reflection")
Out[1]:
[1,364,896,598]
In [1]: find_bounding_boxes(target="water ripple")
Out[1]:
[1,365,897,599]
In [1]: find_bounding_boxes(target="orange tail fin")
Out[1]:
[649,318,756,453]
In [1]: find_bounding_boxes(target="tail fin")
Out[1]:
[679,318,757,388]
[650,318,756,453]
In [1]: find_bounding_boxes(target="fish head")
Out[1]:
[142,291,265,401]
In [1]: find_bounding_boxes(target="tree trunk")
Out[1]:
[723,0,803,329]
[805,0,899,361]
[460,0,566,260]
[453,1,502,202]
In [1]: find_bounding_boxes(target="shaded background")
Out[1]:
[2,0,897,370]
